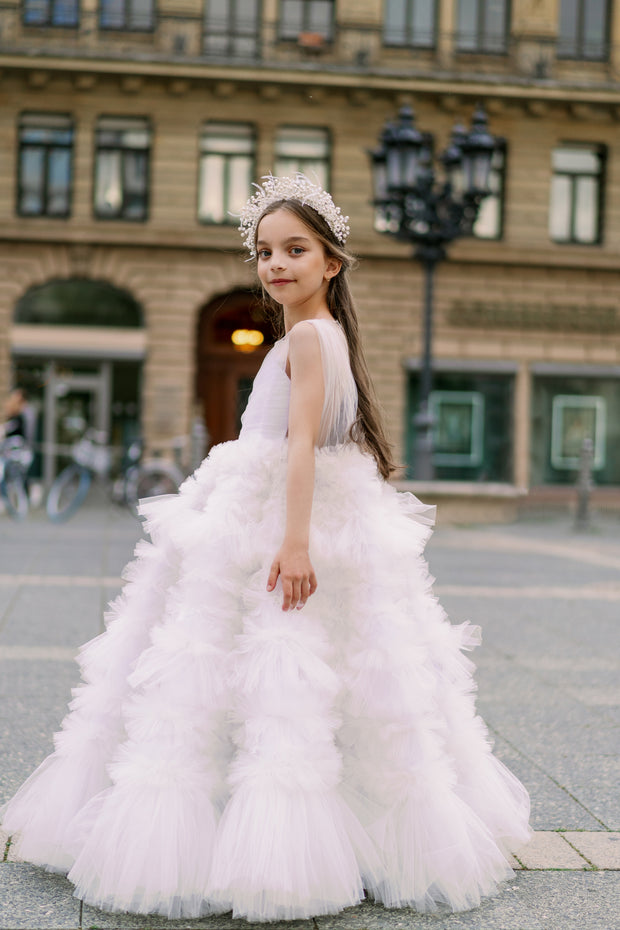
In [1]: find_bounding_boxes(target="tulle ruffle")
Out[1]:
[1,435,530,921]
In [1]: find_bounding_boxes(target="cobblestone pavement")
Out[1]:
[0,502,619,930]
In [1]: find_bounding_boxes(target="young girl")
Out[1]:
[1,175,530,922]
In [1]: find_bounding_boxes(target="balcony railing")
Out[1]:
[0,7,616,86]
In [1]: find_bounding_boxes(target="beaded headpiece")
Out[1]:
[239,174,350,258]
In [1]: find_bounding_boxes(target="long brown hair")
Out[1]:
[254,199,395,480]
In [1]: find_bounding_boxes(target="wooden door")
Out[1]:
[196,289,278,447]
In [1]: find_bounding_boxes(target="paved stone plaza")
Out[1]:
[0,500,619,930]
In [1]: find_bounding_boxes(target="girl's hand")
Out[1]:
[267,543,318,611]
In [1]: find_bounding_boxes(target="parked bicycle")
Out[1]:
[0,436,34,521]
[117,437,186,511]
[46,429,186,523]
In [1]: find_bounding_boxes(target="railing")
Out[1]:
[0,6,617,86]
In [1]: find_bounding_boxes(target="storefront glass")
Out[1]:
[406,371,514,481]
[531,376,620,485]
[10,358,142,482]
[11,278,144,485]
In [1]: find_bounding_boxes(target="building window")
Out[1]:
[99,0,155,31]
[558,0,609,60]
[23,0,79,26]
[473,144,506,240]
[198,123,255,224]
[94,117,150,221]
[279,0,334,42]
[550,395,606,470]
[383,0,436,48]
[531,376,620,485]
[549,145,605,245]
[431,391,485,466]
[274,127,330,188]
[456,0,509,53]
[406,370,514,481]
[204,0,260,57]
[17,113,73,217]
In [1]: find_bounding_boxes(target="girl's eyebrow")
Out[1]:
[256,236,312,247]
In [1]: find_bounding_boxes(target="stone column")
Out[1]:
[512,0,558,34]
[437,0,455,69]
[514,360,532,489]
[512,0,558,77]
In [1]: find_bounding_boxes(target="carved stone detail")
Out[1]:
[27,70,50,89]
[167,79,190,96]
[68,244,95,278]
[73,74,97,92]
[121,75,143,94]
[448,300,620,334]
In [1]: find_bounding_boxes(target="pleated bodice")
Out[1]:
[240,317,358,447]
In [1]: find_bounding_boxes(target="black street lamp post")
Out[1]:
[369,105,499,480]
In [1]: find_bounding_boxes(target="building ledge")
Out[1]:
[524,484,620,505]
[403,482,620,524]
[2,224,620,275]
[391,481,527,526]
[394,480,527,498]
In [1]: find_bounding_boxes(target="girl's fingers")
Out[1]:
[266,560,280,592]
[268,555,317,612]
[288,578,302,611]
[281,578,293,611]
[297,578,311,610]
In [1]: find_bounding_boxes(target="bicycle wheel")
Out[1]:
[46,465,91,523]
[1,470,28,521]
[121,466,142,515]
[133,465,182,503]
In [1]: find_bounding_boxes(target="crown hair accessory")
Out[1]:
[239,173,350,258]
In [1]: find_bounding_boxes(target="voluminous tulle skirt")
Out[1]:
[1,436,531,921]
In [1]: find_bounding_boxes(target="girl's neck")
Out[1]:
[283,305,334,334]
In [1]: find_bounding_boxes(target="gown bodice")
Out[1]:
[240,317,358,447]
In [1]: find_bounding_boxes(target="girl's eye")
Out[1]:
[258,249,271,259]
[290,247,304,255]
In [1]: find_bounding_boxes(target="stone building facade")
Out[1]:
[0,0,619,506]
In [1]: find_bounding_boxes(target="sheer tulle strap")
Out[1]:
[293,318,358,448]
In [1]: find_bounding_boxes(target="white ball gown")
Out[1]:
[1,317,530,922]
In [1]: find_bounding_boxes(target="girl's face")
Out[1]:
[256,209,340,313]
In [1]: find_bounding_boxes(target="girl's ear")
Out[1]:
[325,257,342,280]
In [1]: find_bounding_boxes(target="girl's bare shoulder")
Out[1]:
[286,319,323,351]
[287,317,341,342]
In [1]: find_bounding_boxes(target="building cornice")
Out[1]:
[1,54,620,108]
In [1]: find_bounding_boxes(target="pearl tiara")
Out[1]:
[239,174,350,258]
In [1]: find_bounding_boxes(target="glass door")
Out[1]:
[42,361,111,486]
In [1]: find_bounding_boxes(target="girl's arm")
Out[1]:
[266,322,324,611]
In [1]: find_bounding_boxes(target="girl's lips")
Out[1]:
[270,279,294,285]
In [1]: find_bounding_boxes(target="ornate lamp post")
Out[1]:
[369,104,498,480]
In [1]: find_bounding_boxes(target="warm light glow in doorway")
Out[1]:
[231,329,265,352]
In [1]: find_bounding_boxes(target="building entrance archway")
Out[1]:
[196,289,278,447]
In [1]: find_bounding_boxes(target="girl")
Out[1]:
[1,175,530,922]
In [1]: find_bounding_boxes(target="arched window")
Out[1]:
[14,278,143,327]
